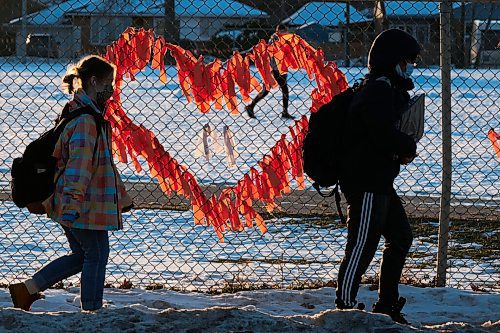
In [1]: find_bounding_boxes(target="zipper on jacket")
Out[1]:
[105,123,121,228]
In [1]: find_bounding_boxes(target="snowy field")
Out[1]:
[0,58,498,332]
[0,58,498,199]
[1,200,498,291]
[0,57,498,289]
[0,285,499,332]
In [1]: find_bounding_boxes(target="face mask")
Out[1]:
[396,63,414,79]
[95,84,114,109]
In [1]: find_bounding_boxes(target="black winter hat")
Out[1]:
[368,29,421,74]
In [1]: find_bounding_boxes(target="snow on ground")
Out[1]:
[0,58,497,292]
[0,57,498,332]
[0,58,498,199]
[1,201,498,291]
[0,285,498,332]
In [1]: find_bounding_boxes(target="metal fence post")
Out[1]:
[1,0,499,291]
[437,0,453,288]
[20,0,27,63]
[344,1,351,67]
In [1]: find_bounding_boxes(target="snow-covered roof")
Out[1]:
[171,0,267,17]
[33,0,66,6]
[383,1,463,18]
[214,29,244,39]
[282,2,368,27]
[10,0,97,25]
[384,1,441,17]
[76,0,268,17]
[72,0,164,16]
[10,0,267,26]
[453,3,500,21]
[81,0,269,17]
[297,22,331,31]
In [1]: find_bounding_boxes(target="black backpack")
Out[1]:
[302,85,358,222]
[11,105,101,214]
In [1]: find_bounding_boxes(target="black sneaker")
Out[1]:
[372,297,409,325]
[245,105,256,118]
[281,112,295,119]
[335,299,365,310]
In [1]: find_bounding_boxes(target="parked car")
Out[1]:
[26,34,58,58]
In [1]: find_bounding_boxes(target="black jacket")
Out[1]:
[339,75,417,194]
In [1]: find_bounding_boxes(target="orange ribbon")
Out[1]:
[102,28,347,241]
[488,129,500,159]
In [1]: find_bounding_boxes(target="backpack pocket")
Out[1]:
[11,156,57,209]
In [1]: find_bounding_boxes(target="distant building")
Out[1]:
[469,20,500,67]
[6,0,268,58]
[452,2,500,22]
[280,1,448,65]
[294,22,333,46]
[282,2,368,27]
[281,2,369,63]
[367,1,499,67]
[281,1,473,66]
[378,1,445,65]
[1,0,48,56]
[384,1,441,43]
[453,2,500,67]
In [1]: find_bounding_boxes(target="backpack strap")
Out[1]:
[48,106,104,210]
[54,105,104,158]
[333,186,346,224]
[312,183,346,224]
[376,76,392,87]
[55,106,102,132]
[312,182,335,198]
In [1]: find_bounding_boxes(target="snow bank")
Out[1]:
[1,285,498,332]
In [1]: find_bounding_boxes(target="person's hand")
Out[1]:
[400,154,417,165]
[62,212,77,223]
[122,203,134,213]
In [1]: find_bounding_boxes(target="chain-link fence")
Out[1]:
[0,1,498,292]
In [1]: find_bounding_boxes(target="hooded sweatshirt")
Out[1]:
[339,29,421,194]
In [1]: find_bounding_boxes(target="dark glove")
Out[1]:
[122,203,134,213]
[399,153,418,165]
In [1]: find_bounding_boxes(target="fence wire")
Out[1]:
[0,0,498,292]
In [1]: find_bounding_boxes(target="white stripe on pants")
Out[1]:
[341,192,373,305]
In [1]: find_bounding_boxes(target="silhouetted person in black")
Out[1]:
[335,29,421,325]
[245,24,294,120]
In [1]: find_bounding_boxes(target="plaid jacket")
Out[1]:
[42,106,132,231]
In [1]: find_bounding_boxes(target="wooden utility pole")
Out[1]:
[164,0,178,42]
[344,1,351,66]
[474,1,495,68]
[20,0,27,63]
[457,1,466,67]
[373,0,386,36]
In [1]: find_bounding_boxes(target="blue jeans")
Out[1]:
[32,226,110,311]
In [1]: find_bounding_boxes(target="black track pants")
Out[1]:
[249,70,289,112]
[336,191,413,307]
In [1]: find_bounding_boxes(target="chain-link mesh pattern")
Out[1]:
[0,1,498,292]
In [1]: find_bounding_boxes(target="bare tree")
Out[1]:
[474,1,495,68]
[454,1,467,68]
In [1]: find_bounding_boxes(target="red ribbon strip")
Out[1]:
[102,27,347,241]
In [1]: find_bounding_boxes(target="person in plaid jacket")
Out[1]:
[9,55,133,312]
